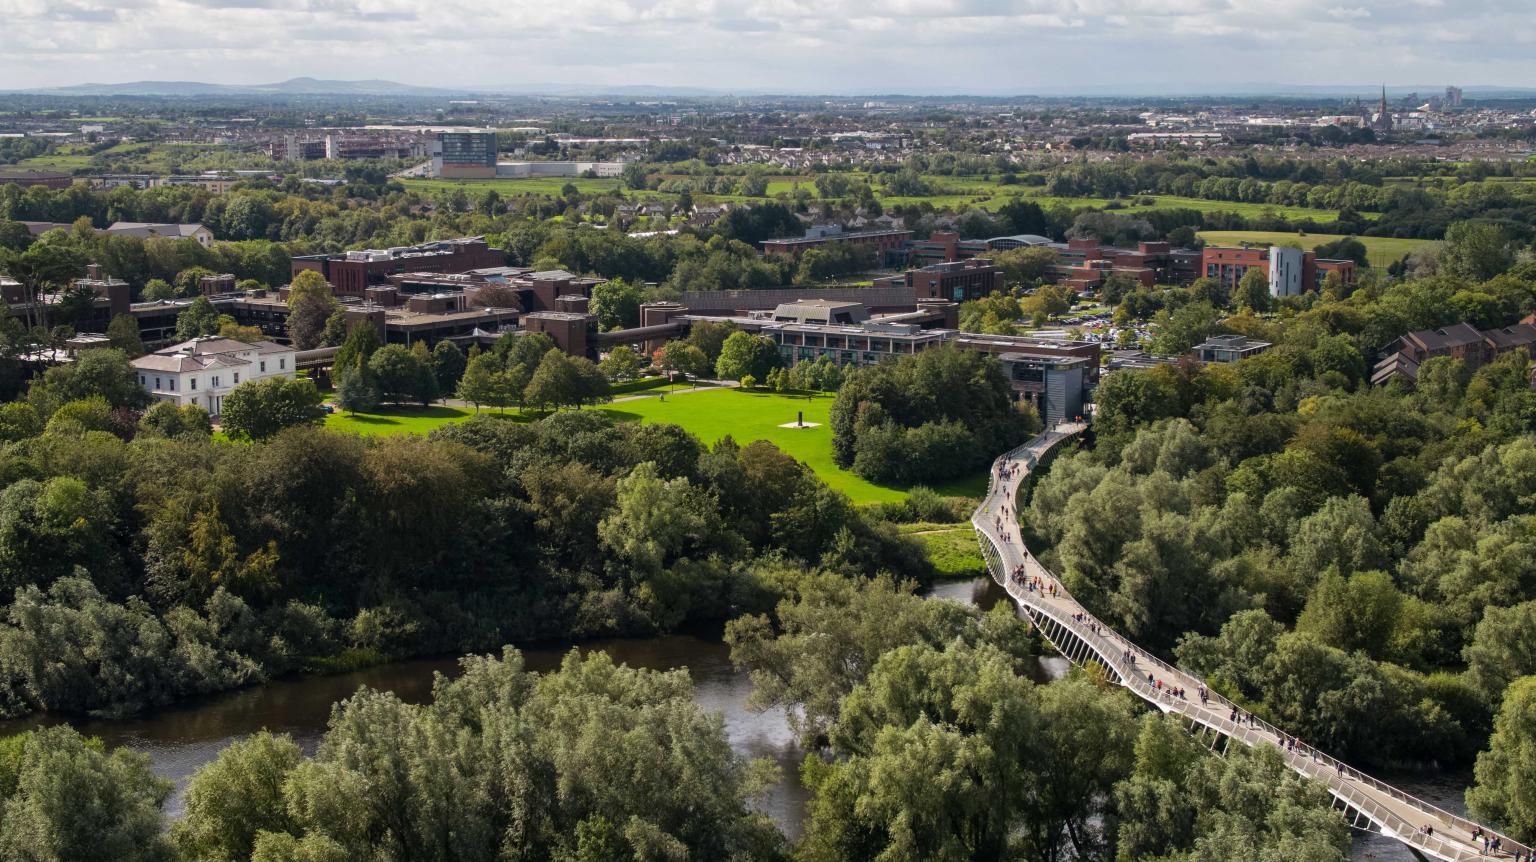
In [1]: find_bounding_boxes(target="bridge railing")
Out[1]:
[971,432,1531,862]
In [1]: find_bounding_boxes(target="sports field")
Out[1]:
[1197,230,1441,267]
[323,388,987,504]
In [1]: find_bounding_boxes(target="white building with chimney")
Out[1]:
[130,336,296,416]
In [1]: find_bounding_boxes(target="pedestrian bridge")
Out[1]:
[973,425,1531,862]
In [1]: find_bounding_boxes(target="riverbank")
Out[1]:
[0,574,1469,860]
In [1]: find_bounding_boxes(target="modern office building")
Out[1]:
[431,131,497,179]
[762,319,956,367]
[1193,334,1273,363]
[997,351,1087,426]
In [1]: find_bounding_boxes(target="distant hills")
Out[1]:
[6,77,1535,100]
[13,77,458,97]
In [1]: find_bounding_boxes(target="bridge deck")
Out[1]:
[973,426,1530,862]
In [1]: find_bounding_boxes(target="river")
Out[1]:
[0,574,1468,859]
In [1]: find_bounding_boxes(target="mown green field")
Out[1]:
[323,388,987,504]
[1197,230,1441,267]
[399,172,1356,222]
[323,404,501,436]
[900,523,986,578]
[603,388,987,503]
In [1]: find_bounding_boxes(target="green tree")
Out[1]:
[1468,675,1536,842]
[992,245,1058,286]
[0,402,41,442]
[455,352,503,412]
[106,314,144,357]
[599,345,643,382]
[172,731,302,862]
[368,344,437,406]
[0,241,82,328]
[333,363,381,415]
[1114,715,1349,862]
[285,269,338,350]
[1440,221,1515,282]
[175,266,216,298]
[658,340,711,381]
[183,648,782,861]
[1150,301,1221,356]
[0,726,172,862]
[1465,601,1536,703]
[176,295,222,340]
[27,347,149,417]
[320,310,348,348]
[142,278,175,301]
[431,340,466,393]
[686,319,735,363]
[138,400,212,438]
[1232,269,1271,312]
[715,331,782,382]
[332,323,381,376]
[219,376,325,442]
[590,279,643,330]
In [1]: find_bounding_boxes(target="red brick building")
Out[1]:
[873,259,1005,302]
[1050,239,1202,290]
[1201,245,1357,295]
[291,238,504,298]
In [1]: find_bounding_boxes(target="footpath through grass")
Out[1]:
[323,388,987,504]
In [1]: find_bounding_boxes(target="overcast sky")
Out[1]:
[2,0,1532,93]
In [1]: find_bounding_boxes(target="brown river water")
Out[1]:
[0,575,1462,857]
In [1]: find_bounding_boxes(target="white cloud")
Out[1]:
[0,0,1528,91]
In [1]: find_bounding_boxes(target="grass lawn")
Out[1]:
[1197,230,1441,267]
[599,388,986,504]
[323,404,523,436]
[321,388,988,504]
[899,523,986,578]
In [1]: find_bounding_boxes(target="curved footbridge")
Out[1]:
[972,425,1531,862]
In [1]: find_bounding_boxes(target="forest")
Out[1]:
[1021,249,1536,840]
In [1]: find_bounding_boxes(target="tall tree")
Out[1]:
[176,295,222,340]
[0,726,172,862]
[1440,221,1515,282]
[1468,675,1536,843]
[714,331,782,382]
[285,270,338,350]
[105,314,144,357]
[431,340,467,393]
